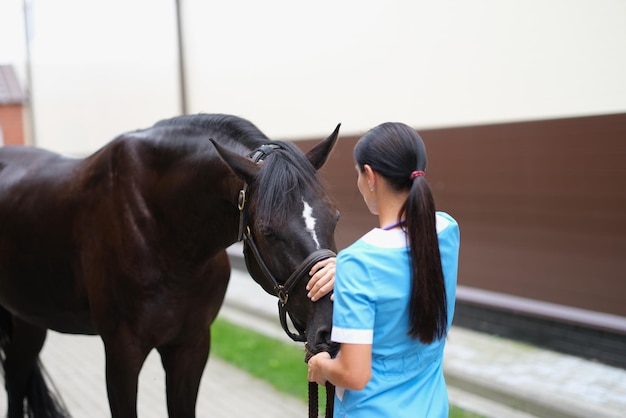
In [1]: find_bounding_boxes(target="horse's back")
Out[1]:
[0,145,76,185]
[0,146,83,227]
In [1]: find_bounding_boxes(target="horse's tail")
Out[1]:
[0,304,11,369]
[0,306,70,418]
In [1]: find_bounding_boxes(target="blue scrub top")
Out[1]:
[331,212,460,418]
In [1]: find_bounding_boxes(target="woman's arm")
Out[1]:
[307,343,372,390]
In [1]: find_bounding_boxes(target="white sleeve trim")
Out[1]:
[331,327,374,344]
[436,213,451,234]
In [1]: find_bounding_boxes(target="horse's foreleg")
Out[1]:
[157,329,211,418]
[103,332,149,418]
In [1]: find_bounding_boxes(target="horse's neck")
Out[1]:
[92,136,245,255]
[163,146,244,250]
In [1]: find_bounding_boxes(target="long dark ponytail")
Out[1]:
[355,123,447,343]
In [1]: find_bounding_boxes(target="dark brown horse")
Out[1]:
[0,114,340,417]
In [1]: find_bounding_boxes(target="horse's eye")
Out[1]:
[260,226,276,238]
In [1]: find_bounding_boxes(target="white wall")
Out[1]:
[1,0,625,154]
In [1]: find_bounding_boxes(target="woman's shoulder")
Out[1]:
[337,234,372,260]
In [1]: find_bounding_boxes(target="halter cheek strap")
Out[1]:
[237,143,282,241]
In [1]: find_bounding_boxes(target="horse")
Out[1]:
[0,113,340,417]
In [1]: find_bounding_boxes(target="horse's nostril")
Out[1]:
[315,328,332,347]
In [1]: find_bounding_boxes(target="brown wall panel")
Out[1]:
[298,114,626,317]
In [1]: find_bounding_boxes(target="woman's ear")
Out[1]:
[363,164,376,190]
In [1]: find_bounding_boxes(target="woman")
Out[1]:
[306,122,460,417]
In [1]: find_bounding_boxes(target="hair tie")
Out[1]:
[409,170,425,180]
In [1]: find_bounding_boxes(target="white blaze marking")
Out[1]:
[302,199,321,249]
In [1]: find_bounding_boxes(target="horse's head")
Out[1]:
[211,125,341,357]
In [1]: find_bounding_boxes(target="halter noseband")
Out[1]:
[237,144,336,342]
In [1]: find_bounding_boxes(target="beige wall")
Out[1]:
[182,0,626,139]
[1,0,625,154]
[1,0,181,156]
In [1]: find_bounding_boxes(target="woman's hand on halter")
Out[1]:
[307,257,336,302]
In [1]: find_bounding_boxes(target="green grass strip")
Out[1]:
[211,318,311,400]
[210,318,482,417]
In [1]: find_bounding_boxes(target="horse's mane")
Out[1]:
[156,114,325,222]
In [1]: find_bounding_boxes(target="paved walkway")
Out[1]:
[0,325,307,417]
[1,249,625,417]
[222,250,626,418]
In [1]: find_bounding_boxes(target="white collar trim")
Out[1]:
[361,228,407,248]
[361,213,452,248]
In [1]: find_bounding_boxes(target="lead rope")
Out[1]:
[326,382,335,418]
[325,382,334,417]
[308,381,334,418]
[308,381,318,418]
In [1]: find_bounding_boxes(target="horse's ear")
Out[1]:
[306,123,340,170]
[210,139,260,183]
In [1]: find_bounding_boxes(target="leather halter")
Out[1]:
[237,144,336,342]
